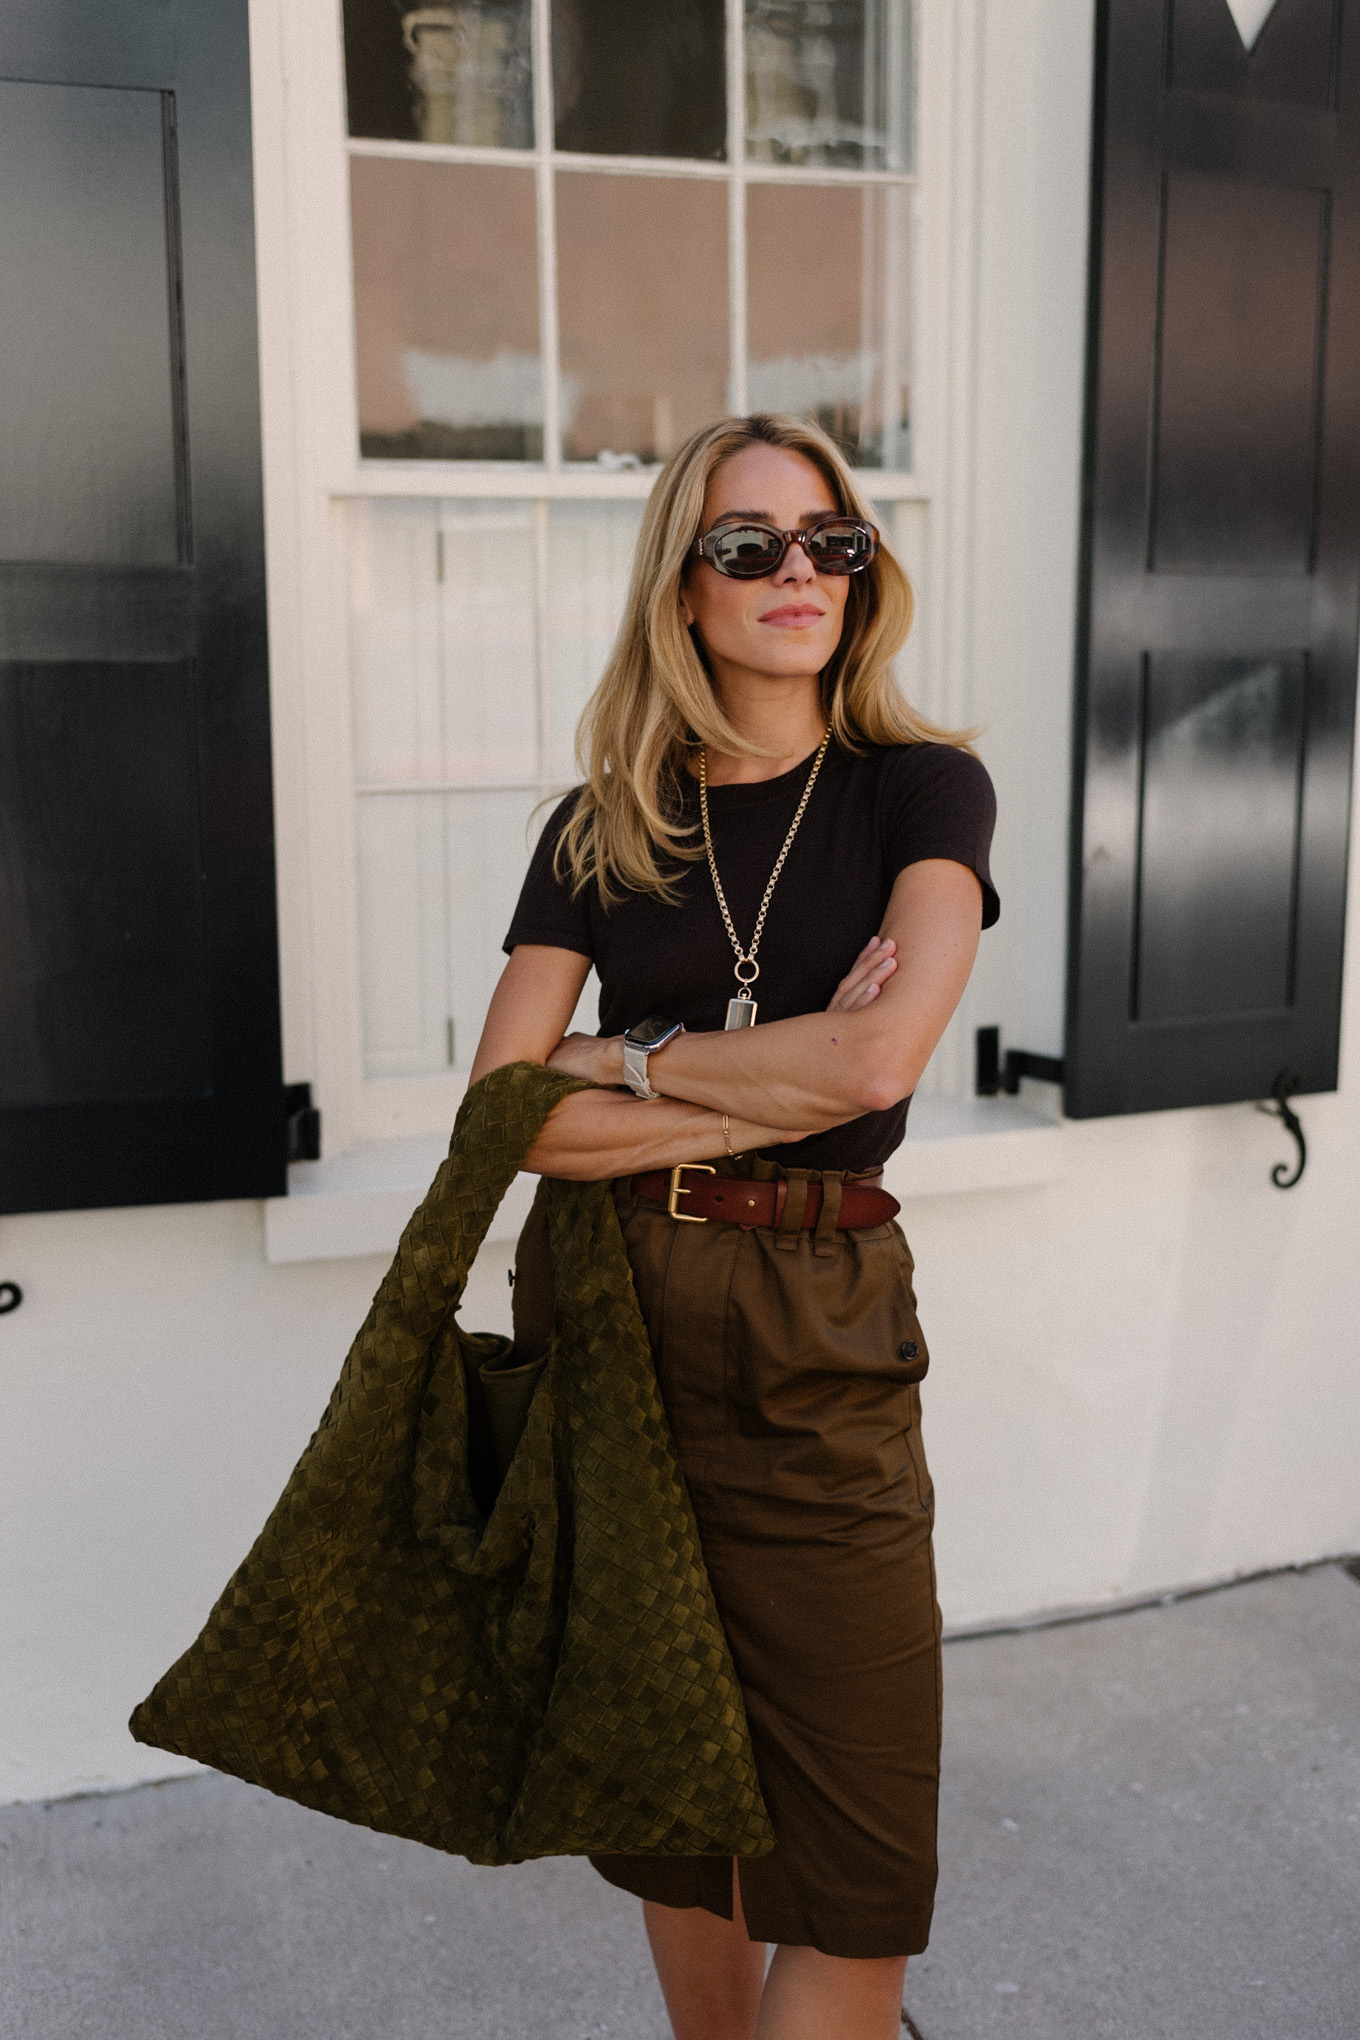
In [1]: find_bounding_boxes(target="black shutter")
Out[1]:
[0,1,283,1210]
[1066,0,1360,1118]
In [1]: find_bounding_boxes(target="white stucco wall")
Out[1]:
[4,0,1357,1804]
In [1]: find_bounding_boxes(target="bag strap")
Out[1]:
[393,1063,591,1326]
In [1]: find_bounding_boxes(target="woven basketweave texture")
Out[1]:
[130,1062,774,1864]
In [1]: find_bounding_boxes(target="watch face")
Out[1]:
[626,1014,681,1048]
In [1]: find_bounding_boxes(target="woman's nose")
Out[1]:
[774,536,818,583]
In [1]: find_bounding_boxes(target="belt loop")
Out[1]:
[776,1171,808,1250]
[812,1173,842,1255]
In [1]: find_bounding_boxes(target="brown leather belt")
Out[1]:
[631,1165,899,1230]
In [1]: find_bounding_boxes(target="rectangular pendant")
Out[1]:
[725,996,757,1029]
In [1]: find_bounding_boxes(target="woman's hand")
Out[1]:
[827,935,898,1013]
[546,1032,623,1085]
[626,862,983,1129]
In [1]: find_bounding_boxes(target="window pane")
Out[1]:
[349,498,538,788]
[544,501,645,778]
[351,158,542,461]
[552,0,726,159]
[747,181,911,468]
[342,0,534,148]
[745,0,915,170]
[557,174,729,462]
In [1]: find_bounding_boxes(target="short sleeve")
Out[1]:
[502,790,596,959]
[880,745,1000,928]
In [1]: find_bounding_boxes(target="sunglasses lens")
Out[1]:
[708,525,787,577]
[804,519,876,573]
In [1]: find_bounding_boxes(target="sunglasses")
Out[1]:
[693,513,879,580]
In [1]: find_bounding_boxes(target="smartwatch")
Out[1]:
[622,1015,684,1100]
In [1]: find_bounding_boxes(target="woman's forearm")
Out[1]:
[589,1010,901,1133]
[522,1087,807,1181]
[548,864,984,1128]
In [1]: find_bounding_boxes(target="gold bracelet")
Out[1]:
[722,1113,734,1158]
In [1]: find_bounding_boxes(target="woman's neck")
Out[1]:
[700,671,826,786]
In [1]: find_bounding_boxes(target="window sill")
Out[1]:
[263,1094,1061,1266]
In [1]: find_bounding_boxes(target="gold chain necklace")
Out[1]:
[698,726,832,1028]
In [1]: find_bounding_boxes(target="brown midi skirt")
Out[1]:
[513,1167,942,1961]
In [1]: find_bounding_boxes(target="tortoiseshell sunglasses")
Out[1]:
[693,514,880,580]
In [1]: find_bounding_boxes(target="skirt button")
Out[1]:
[899,1340,919,1359]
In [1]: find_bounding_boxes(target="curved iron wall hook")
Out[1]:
[1256,1072,1306,1190]
[0,1281,21,1314]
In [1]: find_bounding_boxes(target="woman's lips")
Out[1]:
[758,604,825,626]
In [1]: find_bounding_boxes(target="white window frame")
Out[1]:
[249,0,988,1157]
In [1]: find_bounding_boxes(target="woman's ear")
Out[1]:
[678,582,695,628]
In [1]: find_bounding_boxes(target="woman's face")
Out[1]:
[679,444,851,685]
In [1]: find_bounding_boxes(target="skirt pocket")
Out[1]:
[723,1225,929,1489]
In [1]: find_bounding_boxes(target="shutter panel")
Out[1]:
[0,0,283,1210]
[1065,0,1360,1117]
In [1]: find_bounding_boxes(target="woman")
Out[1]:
[470,413,997,2040]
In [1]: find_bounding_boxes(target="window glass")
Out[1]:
[747,180,911,468]
[351,158,542,460]
[342,0,534,148]
[552,0,727,160]
[745,0,915,170]
[556,174,730,463]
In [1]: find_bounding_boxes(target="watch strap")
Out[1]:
[622,1038,660,1100]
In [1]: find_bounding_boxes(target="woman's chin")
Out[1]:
[720,642,838,684]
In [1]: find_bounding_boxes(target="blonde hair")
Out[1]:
[557,412,974,905]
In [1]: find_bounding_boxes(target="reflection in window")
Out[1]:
[745,0,915,170]
[747,181,911,468]
[552,0,727,160]
[350,158,543,460]
[344,3,919,469]
[556,175,729,463]
[342,0,534,148]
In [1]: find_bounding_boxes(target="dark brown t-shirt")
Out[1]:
[503,739,999,1172]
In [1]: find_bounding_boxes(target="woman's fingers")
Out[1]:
[843,980,883,1011]
[827,936,897,1013]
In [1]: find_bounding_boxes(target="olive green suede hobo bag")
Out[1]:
[130,1062,774,1866]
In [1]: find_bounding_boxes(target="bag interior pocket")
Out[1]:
[460,1332,549,1516]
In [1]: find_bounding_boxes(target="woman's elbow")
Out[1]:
[850,1071,915,1116]
[844,1035,923,1115]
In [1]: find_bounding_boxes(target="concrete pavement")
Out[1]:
[2,1564,1357,2040]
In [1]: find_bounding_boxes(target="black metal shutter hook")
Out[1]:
[1256,1072,1306,1190]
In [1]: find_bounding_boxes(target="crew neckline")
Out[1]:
[682,738,844,807]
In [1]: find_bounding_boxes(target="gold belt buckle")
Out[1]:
[668,1162,716,1221]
